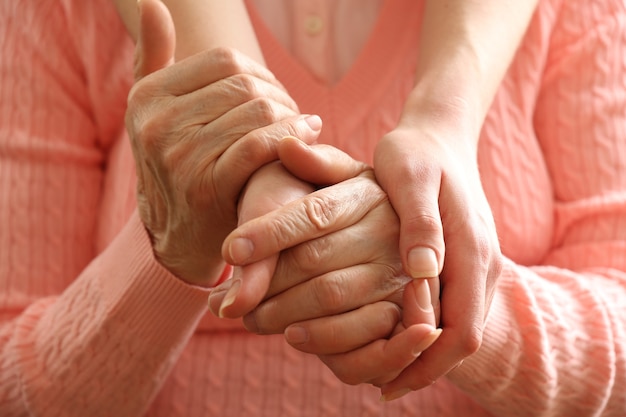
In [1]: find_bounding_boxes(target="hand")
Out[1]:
[212,139,441,386]
[208,159,315,317]
[208,137,376,317]
[127,0,321,286]
[373,121,503,399]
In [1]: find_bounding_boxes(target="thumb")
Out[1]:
[278,136,369,185]
[134,0,176,81]
[374,142,445,280]
[395,176,445,279]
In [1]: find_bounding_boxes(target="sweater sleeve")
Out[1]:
[448,1,626,415]
[0,1,215,416]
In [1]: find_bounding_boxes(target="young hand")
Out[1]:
[373,121,503,398]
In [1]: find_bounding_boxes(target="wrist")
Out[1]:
[395,94,482,160]
[400,83,483,137]
[400,38,492,146]
[151,233,227,288]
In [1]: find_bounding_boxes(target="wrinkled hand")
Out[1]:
[126,0,320,286]
[210,139,441,386]
[208,137,377,317]
[208,158,316,317]
[373,122,503,399]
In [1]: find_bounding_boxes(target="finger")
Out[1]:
[319,324,441,387]
[282,302,401,355]
[243,263,408,334]
[212,163,314,319]
[216,255,278,318]
[402,278,438,329]
[265,200,401,298]
[430,277,442,325]
[391,168,444,280]
[207,257,279,319]
[141,46,282,98]
[278,137,370,185]
[134,0,175,81]
[214,115,322,200]
[162,75,302,129]
[171,109,319,207]
[221,172,387,266]
[380,222,489,395]
[374,140,445,279]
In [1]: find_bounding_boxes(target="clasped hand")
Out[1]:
[130,0,502,400]
[209,138,441,388]
[211,122,502,399]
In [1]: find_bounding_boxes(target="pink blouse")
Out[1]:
[251,0,382,84]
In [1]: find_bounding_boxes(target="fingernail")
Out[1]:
[407,247,438,278]
[284,325,308,345]
[228,238,254,264]
[380,388,411,402]
[414,278,434,314]
[207,279,233,315]
[218,279,241,318]
[412,327,442,356]
[304,114,322,131]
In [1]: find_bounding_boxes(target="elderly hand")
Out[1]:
[127,0,321,286]
[211,138,441,386]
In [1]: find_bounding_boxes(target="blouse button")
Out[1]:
[304,15,324,36]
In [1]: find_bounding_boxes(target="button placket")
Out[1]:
[304,14,324,36]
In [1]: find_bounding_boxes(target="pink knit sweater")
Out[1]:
[1,0,625,416]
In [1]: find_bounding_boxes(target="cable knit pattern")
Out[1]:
[1,0,625,416]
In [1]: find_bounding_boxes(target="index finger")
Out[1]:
[221,172,387,266]
[134,46,281,97]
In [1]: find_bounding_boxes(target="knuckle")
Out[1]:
[293,241,326,273]
[235,134,275,165]
[126,84,144,113]
[490,251,504,278]
[467,227,493,269]
[128,104,180,156]
[312,275,347,313]
[135,115,166,154]
[408,212,443,236]
[459,324,483,357]
[248,97,281,124]
[302,195,336,232]
[212,46,245,73]
[128,76,158,105]
[230,73,259,100]
[126,89,160,144]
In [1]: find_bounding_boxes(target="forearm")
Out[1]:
[1,214,211,417]
[401,0,538,141]
[113,0,264,63]
[448,258,626,416]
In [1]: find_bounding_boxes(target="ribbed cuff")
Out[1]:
[97,211,213,342]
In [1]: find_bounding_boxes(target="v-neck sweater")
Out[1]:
[1,0,626,416]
